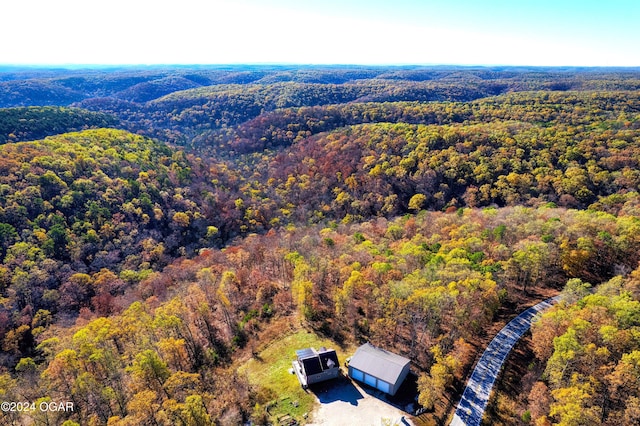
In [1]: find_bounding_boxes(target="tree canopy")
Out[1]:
[0,65,639,425]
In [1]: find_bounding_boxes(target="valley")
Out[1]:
[0,65,639,425]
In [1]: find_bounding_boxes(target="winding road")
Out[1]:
[450,296,561,426]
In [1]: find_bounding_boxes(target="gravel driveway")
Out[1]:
[450,296,561,426]
[307,376,414,426]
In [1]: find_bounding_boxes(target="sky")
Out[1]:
[1,0,639,67]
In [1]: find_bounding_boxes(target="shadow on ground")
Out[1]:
[311,370,422,413]
[355,371,422,414]
[309,375,364,406]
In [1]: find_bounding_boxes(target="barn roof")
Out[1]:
[349,343,410,385]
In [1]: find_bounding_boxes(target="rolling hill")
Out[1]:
[0,65,639,425]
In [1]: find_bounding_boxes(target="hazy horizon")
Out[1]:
[2,0,639,67]
[2,64,640,72]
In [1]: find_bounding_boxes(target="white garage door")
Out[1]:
[364,373,377,387]
[351,368,364,382]
[377,380,390,394]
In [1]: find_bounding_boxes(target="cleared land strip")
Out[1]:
[450,296,561,426]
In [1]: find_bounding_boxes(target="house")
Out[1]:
[292,347,340,388]
[347,343,410,396]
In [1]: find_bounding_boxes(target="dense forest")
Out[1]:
[1,65,640,425]
[0,107,118,144]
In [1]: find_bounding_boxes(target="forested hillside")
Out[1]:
[0,65,639,425]
[3,205,639,425]
[0,129,219,366]
[0,106,118,144]
[527,274,640,425]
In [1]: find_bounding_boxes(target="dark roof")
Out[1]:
[319,350,339,369]
[349,343,410,385]
[296,347,340,377]
[302,356,323,376]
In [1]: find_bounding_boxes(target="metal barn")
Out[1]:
[348,343,410,396]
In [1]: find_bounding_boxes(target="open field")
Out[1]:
[239,329,354,423]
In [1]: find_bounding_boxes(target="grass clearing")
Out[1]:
[238,328,352,423]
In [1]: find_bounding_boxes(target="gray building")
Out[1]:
[348,343,410,396]
[293,347,340,388]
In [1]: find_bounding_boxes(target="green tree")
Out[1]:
[408,193,427,211]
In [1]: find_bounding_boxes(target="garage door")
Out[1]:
[351,368,364,382]
[364,373,377,387]
[376,380,390,394]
